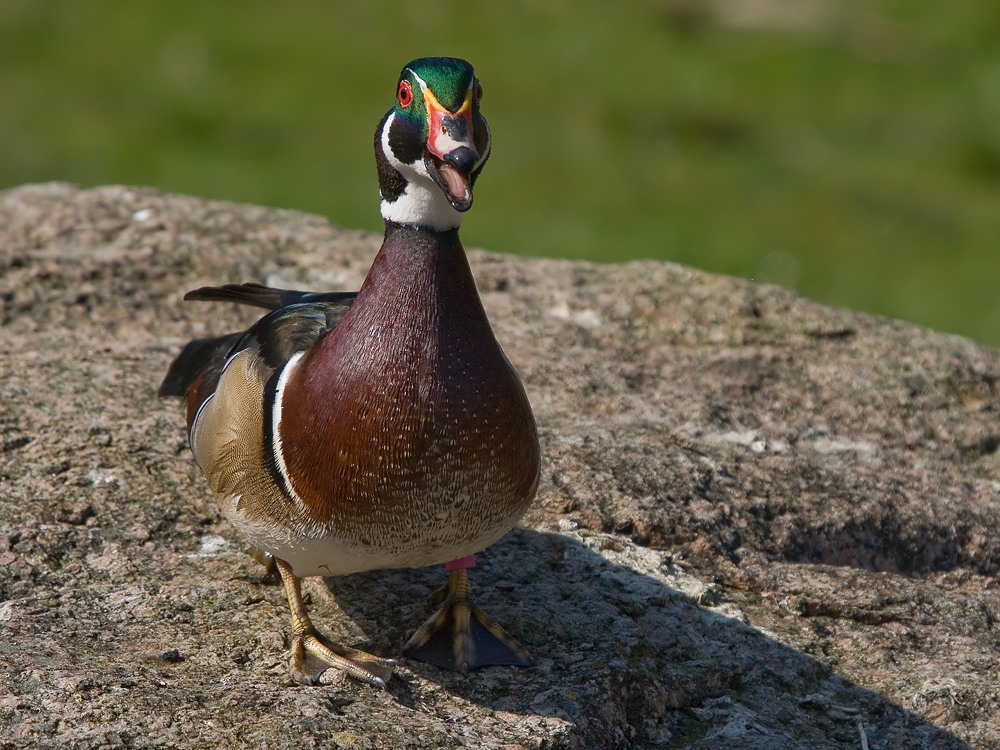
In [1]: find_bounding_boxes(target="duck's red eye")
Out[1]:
[473,80,483,103]
[398,80,413,107]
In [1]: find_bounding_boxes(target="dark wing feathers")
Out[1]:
[253,301,353,369]
[159,283,357,400]
[158,332,245,398]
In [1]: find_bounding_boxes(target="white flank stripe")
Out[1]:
[189,392,214,469]
[272,351,308,508]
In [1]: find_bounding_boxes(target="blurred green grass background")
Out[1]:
[2,1,999,346]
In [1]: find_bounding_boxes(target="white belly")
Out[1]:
[220,492,517,577]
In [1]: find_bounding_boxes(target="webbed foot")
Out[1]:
[402,565,531,673]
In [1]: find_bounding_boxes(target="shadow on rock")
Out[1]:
[328,528,971,749]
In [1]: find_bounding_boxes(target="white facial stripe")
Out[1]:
[407,69,430,94]
[380,112,428,177]
[406,68,475,104]
[473,117,491,172]
[379,111,463,231]
[272,351,308,509]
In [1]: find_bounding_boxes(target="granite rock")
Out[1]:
[2,183,999,748]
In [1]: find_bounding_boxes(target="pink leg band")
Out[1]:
[445,555,476,571]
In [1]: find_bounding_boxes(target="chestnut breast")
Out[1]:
[279,227,540,560]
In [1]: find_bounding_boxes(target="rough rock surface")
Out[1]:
[2,183,999,748]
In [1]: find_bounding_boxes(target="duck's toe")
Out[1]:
[291,630,396,689]
[277,557,396,689]
[401,569,532,673]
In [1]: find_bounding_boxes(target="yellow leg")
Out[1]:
[401,568,532,674]
[276,558,396,688]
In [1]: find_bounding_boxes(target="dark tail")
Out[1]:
[184,283,356,311]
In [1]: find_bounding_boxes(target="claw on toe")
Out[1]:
[402,568,532,673]
[276,558,396,688]
[290,630,396,688]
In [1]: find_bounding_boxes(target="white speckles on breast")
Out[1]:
[218,232,541,578]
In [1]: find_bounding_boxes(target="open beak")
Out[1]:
[423,87,483,212]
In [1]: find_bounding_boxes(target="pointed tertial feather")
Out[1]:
[184,282,357,312]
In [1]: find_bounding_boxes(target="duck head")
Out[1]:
[376,57,490,230]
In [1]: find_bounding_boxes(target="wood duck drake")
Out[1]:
[159,57,540,688]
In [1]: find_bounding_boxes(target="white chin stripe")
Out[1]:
[380,182,463,231]
[379,112,463,231]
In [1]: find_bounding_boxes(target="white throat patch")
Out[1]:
[379,112,463,231]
